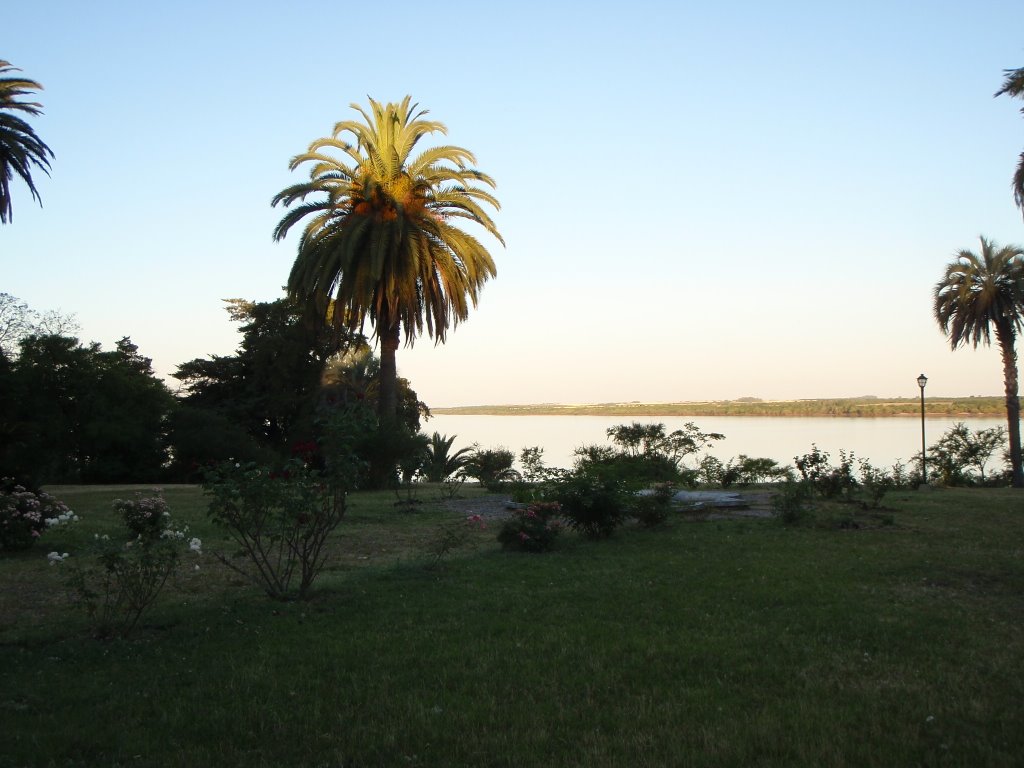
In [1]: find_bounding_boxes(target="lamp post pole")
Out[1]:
[917,374,928,485]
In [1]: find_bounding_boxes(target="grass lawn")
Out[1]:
[1,484,1022,767]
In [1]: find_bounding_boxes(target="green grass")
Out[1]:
[1,485,1023,766]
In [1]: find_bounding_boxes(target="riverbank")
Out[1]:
[432,396,1005,418]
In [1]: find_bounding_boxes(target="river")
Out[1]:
[423,414,1008,472]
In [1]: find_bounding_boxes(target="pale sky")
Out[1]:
[4,1,1024,407]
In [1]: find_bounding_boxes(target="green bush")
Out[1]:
[573,445,679,487]
[201,406,369,600]
[203,458,349,600]
[698,455,724,486]
[553,473,629,538]
[858,460,895,509]
[772,480,813,525]
[722,455,791,485]
[921,422,1008,486]
[631,482,675,528]
[463,447,520,491]
[794,446,858,500]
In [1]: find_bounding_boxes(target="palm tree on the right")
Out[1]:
[934,236,1024,487]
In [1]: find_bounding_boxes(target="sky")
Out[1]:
[4,1,1024,407]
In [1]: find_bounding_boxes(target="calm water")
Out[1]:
[425,414,1008,472]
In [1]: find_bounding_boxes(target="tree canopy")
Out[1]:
[272,96,503,420]
[0,334,175,485]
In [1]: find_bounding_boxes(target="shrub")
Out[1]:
[921,423,1008,486]
[772,480,813,525]
[203,458,347,600]
[497,502,564,552]
[725,455,791,485]
[202,406,369,600]
[439,474,466,500]
[573,446,679,487]
[889,459,911,489]
[571,423,724,490]
[631,482,675,528]
[58,492,200,638]
[794,446,858,500]
[463,447,520,491]
[508,446,567,503]
[114,493,170,544]
[698,455,724,486]
[858,460,894,509]
[0,479,77,551]
[794,444,831,484]
[554,473,629,538]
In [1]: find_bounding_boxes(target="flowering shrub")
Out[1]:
[497,502,563,553]
[114,492,170,543]
[0,480,78,551]
[203,457,350,600]
[56,493,200,638]
[201,405,370,600]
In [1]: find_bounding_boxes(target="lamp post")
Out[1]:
[917,374,928,485]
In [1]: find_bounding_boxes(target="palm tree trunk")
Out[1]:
[378,321,400,424]
[996,323,1024,487]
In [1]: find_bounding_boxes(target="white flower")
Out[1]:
[46,551,68,565]
[188,537,203,554]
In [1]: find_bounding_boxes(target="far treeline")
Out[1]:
[431,398,1007,418]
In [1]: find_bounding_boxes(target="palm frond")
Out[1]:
[0,60,53,223]
[273,96,502,347]
[934,236,1024,350]
[995,66,1024,102]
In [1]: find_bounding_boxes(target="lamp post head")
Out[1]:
[917,374,928,390]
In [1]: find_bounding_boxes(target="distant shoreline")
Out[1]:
[430,397,1006,418]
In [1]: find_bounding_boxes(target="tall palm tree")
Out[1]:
[272,96,503,422]
[995,66,1024,214]
[934,236,1024,487]
[0,60,54,224]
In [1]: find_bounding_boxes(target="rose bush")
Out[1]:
[0,479,77,551]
